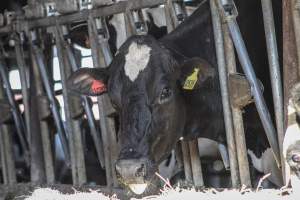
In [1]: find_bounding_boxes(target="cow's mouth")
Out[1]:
[128,183,148,194]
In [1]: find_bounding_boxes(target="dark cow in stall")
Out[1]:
[67,0,282,194]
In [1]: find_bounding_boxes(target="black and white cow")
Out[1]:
[67,0,282,194]
[283,83,300,194]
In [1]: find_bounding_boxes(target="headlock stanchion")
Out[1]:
[125,8,148,36]
[57,24,105,169]
[14,33,31,148]
[53,25,87,185]
[210,0,242,187]
[0,78,16,185]
[27,32,55,183]
[87,15,119,188]
[164,0,204,187]
[225,27,252,187]
[216,0,281,167]
[30,30,71,167]
[0,58,29,165]
[164,0,186,32]
[261,0,285,179]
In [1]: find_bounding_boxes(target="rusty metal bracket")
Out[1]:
[36,95,52,120]
[228,73,253,108]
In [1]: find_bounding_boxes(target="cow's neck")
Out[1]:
[160,1,217,67]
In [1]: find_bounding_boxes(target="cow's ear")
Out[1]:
[180,58,215,90]
[67,68,109,96]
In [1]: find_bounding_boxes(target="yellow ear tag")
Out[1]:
[183,68,200,90]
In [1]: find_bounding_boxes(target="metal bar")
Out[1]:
[210,0,240,187]
[30,35,71,167]
[36,37,55,184]
[0,0,165,36]
[223,23,251,187]
[261,0,285,180]
[53,27,87,185]
[292,0,300,79]
[181,141,192,183]
[0,126,17,185]
[40,118,55,183]
[28,46,48,183]
[88,16,119,188]
[0,79,16,185]
[217,0,281,167]
[0,60,29,162]
[60,26,105,169]
[14,34,31,148]
[188,140,204,187]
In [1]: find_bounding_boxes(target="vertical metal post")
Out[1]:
[53,27,87,185]
[88,16,119,188]
[181,141,193,183]
[188,140,204,186]
[0,79,16,185]
[164,0,203,186]
[30,31,71,167]
[27,30,56,183]
[210,0,241,187]
[291,0,300,79]
[261,0,285,180]
[223,24,251,187]
[0,60,29,163]
[14,34,31,147]
[59,25,105,169]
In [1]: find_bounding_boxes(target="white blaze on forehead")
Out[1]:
[124,42,151,81]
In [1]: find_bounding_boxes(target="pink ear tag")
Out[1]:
[91,80,107,94]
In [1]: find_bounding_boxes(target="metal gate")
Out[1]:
[0,0,285,197]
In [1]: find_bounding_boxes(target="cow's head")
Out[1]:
[67,35,214,194]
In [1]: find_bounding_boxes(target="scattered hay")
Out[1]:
[22,187,300,200]
[132,188,299,200]
[23,188,118,200]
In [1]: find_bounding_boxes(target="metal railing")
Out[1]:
[0,0,284,192]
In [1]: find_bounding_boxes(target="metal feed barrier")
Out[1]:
[0,0,285,196]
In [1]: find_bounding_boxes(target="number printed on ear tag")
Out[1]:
[183,68,200,90]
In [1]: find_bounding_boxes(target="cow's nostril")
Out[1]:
[292,154,300,163]
[135,164,146,177]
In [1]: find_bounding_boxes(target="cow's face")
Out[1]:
[286,141,300,179]
[67,35,214,194]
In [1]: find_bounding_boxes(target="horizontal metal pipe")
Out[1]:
[0,0,165,36]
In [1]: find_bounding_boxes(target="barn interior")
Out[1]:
[0,0,299,199]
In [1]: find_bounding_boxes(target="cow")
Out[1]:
[283,83,300,195]
[67,0,282,194]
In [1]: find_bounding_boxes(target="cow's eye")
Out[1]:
[159,87,172,104]
[292,154,300,163]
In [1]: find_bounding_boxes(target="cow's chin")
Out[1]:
[128,183,148,195]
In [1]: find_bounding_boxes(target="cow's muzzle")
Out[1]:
[115,158,151,194]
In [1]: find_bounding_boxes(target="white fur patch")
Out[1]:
[288,101,296,115]
[283,123,300,157]
[124,42,151,81]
